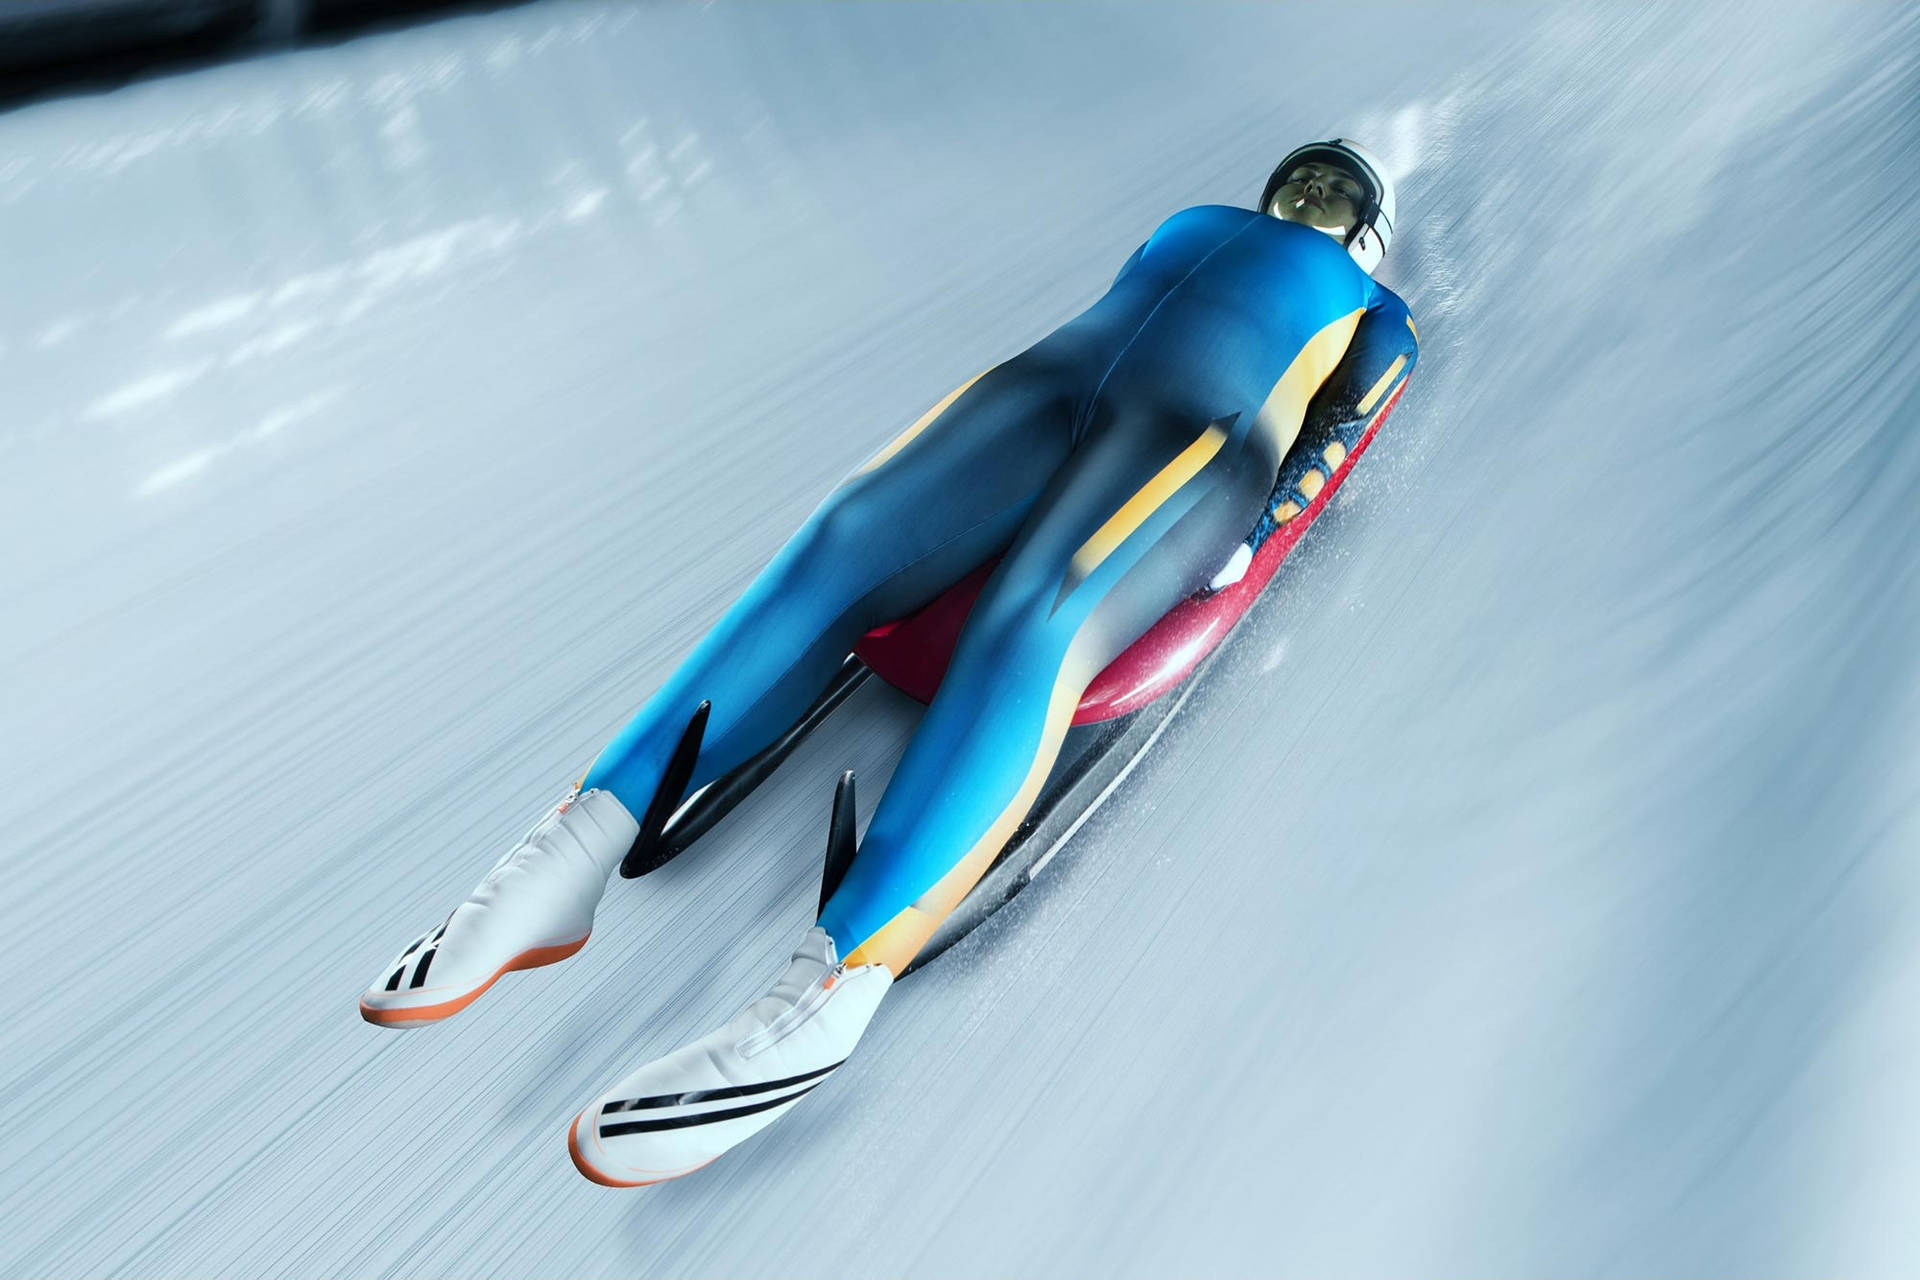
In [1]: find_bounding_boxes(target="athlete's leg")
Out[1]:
[564,397,1279,1182]
[582,358,1076,818]
[360,359,1074,1026]
[564,396,1278,1179]
[818,397,1281,971]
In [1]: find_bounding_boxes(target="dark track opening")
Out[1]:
[0,0,532,109]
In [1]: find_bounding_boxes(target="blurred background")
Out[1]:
[1,2,1916,1276]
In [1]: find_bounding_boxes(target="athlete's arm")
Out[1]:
[1244,291,1418,555]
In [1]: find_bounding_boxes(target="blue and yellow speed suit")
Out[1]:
[585,206,1418,972]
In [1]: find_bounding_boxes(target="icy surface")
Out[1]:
[2,3,1917,1276]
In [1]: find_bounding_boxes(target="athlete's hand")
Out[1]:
[1206,542,1253,593]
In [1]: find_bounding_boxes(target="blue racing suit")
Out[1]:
[583,206,1419,971]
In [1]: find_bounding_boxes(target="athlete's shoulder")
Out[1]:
[1361,280,1419,360]
[1366,279,1415,325]
[1146,203,1265,241]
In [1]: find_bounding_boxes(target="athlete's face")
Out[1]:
[1268,160,1366,235]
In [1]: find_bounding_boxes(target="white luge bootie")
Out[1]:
[569,925,892,1186]
[359,788,639,1027]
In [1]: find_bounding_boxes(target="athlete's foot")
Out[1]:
[359,788,639,1028]
[568,925,891,1186]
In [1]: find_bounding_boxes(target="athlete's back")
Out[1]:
[1042,206,1390,422]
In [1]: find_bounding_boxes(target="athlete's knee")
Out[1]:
[789,483,890,568]
[950,569,1067,673]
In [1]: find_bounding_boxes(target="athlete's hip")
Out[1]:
[1007,343,1272,442]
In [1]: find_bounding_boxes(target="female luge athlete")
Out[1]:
[359,138,1419,1187]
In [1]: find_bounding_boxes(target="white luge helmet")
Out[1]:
[1260,137,1397,275]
